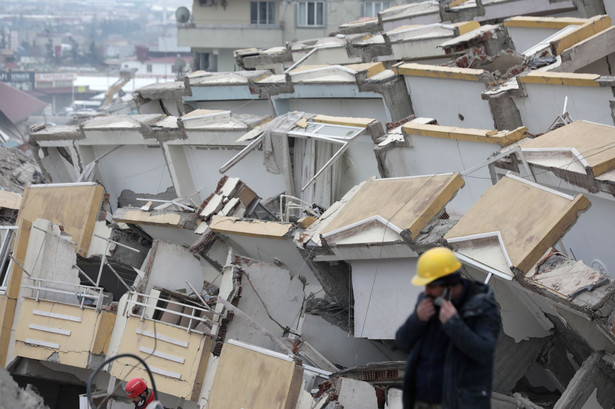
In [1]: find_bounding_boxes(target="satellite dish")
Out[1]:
[175,6,191,23]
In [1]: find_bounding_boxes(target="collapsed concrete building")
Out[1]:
[2,1,615,409]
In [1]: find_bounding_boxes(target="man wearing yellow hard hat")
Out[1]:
[396,247,501,409]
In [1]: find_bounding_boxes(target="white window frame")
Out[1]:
[250,1,276,25]
[220,121,365,192]
[297,1,325,27]
[0,226,17,293]
[362,1,389,17]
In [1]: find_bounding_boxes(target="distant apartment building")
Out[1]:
[122,56,192,80]
[177,0,395,71]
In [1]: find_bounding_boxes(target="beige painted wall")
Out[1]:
[207,342,303,409]
[110,316,212,401]
[0,294,15,367]
[1,185,103,366]
[0,219,30,367]
[13,298,116,368]
[17,184,104,258]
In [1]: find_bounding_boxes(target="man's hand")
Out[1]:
[417,298,436,322]
[439,300,457,323]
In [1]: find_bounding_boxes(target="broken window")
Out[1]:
[221,118,366,207]
[287,121,365,192]
[0,227,16,292]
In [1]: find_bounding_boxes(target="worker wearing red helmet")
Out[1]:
[125,377,154,409]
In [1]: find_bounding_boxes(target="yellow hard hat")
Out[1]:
[412,247,462,286]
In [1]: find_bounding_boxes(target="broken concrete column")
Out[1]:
[331,377,378,409]
[553,352,615,409]
[492,331,551,395]
[572,0,607,17]
[485,91,524,131]
[358,76,414,123]
[299,247,351,307]
[385,388,403,409]
[440,0,485,23]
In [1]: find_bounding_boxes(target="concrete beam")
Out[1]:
[558,26,615,73]
[553,352,615,409]
[487,92,524,131]
[358,76,413,123]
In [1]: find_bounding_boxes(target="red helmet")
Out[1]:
[125,377,148,398]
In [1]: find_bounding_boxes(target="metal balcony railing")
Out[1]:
[123,291,221,336]
[21,278,107,310]
[279,194,321,223]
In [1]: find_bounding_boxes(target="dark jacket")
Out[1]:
[135,390,154,409]
[395,280,501,409]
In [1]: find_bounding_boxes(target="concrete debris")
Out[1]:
[0,367,49,409]
[0,148,46,194]
[8,5,615,409]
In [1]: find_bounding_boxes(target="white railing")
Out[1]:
[21,278,107,310]
[279,194,320,223]
[123,291,221,336]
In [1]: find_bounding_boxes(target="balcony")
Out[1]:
[178,23,284,50]
[14,278,116,369]
[109,291,217,401]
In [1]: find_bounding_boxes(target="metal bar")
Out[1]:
[36,279,41,302]
[32,225,78,246]
[516,149,536,182]
[128,295,220,315]
[22,277,101,288]
[96,287,103,311]
[218,133,264,174]
[279,194,317,222]
[185,280,213,311]
[484,272,493,284]
[21,285,98,298]
[301,142,352,192]
[288,132,349,143]
[95,240,109,287]
[127,300,218,322]
[29,182,98,188]
[284,47,319,74]
[461,146,521,177]
[73,264,97,287]
[10,255,31,277]
[137,199,196,212]
[170,200,195,212]
[93,234,140,253]
[104,260,132,291]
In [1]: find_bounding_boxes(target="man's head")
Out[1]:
[125,377,148,405]
[413,247,463,298]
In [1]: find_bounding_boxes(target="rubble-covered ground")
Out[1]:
[0,147,46,193]
[0,366,49,409]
